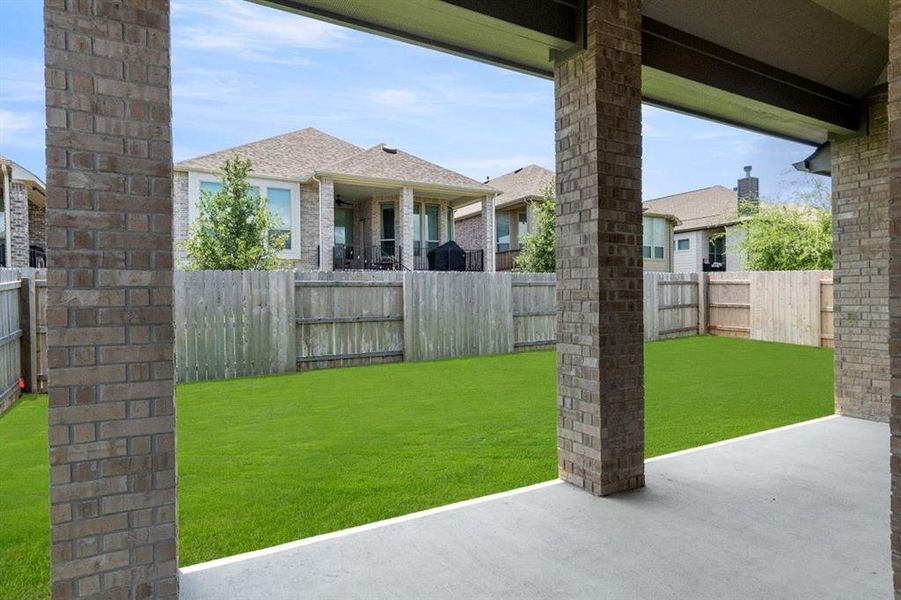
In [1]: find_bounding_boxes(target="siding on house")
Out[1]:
[673,230,704,272]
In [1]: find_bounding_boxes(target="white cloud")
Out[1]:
[173,0,346,64]
[0,57,44,103]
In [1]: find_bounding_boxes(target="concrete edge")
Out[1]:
[179,413,840,575]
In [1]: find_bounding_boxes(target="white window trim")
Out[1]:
[188,171,302,260]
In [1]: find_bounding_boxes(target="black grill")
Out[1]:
[429,241,468,271]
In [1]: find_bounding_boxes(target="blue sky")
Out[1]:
[1,0,826,201]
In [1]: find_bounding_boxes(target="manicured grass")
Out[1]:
[0,336,834,599]
[0,395,50,600]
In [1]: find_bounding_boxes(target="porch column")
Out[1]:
[319,177,334,271]
[888,0,901,594]
[45,0,178,598]
[553,0,644,496]
[8,181,29,267]
[831,91,890,421]
[482,195,496,272]
[439,204,449,244]
[400,186,414,268]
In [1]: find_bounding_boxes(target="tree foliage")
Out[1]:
[184,156,287,271]
[514,184,555,273]
[734,200,832,271]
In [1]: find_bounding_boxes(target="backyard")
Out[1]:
[1,336,834,599]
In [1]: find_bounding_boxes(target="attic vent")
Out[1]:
[514,167,523,173]
[382,147,397,154]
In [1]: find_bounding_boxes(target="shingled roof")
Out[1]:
[317,144,491,194]
[174,128,364,180]
[642,185,740,232]
[455,164,554,219]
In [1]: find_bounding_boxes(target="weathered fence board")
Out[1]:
[295,271,404,369]
[166,269,838,383]
[173,271,296,382]
[404,272,514,361]
[0,269,22,414]
[512,273,555,350]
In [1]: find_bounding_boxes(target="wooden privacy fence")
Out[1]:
[171,269,836,383]
[0,268,44,416]
[706,271,834,347]
[173,271,297,382]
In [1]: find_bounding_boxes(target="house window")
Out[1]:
[412,202,440,256]
[642,216,667,260]
[677,238,690,251]
[189,172,301,259]
[517,210,528,246]
[496,212,511,252]
[381,203,395,257]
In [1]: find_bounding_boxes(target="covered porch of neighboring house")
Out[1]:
[319,177,496,272]
[0,157,46,269]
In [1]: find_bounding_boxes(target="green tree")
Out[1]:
[514,184,555,273]
[733,201,832,271]
[184,156,287,271]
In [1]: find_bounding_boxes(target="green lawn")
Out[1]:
[0,336,834,599]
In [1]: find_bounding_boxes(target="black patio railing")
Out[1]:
[29,245,46,268]
[333,244,484,271]
[495,248,520,271]
[333,244,404,271]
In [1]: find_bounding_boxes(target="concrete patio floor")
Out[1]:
[180,416,890,599]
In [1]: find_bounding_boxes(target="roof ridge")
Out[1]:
[644,184,735,203]
[177,127,364,166]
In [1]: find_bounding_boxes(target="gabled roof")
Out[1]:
[455,164,554,219]
[642,185,740,232]
[317,144,492,195]
[174,128,364,180]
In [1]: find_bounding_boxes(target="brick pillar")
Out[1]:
[481,195,496,272]
[9,181,29,267]
[319,178,334,271]
[45,1,178,598]
[888,1,901,594]
[553,0,644,496]
[400,186,414,268]
[438,204,449,244]
[832,90,890,422]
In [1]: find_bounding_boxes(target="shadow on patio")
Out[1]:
[180,416,889,600]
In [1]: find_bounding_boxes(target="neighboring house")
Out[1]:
[642,167,760,273]
[174,128,499,271]
[641,209,680,272]
[0,157,46,268]
[455,164,679,272]
[454,164,554,270]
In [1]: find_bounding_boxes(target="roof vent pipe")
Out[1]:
[382,147,397,154]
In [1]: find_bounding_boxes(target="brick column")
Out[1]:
[888,1,901,594]
[481,195,496,272]
[319,178,334,271]
[553,0,644,496]
[832,91,890,422]
[9,181,29,267]
[400,186,414,268]
[438,204,449,244]
[45,1,178,598]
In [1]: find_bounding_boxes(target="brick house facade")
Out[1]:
[173,130,498,272]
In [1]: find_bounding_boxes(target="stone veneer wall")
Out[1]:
[455,214,484,252]
[554,0,645,496]
[9,181,29,267]
[44,0,179,597]
[29,199,47,250]
[831,91,890,422]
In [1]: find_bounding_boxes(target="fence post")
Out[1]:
[698,273,708,335]
[18,273,36,393]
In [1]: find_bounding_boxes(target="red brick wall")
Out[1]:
[44,0,178,597]
[553,0,644,496]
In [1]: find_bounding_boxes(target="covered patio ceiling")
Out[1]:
[255,0,888,145]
